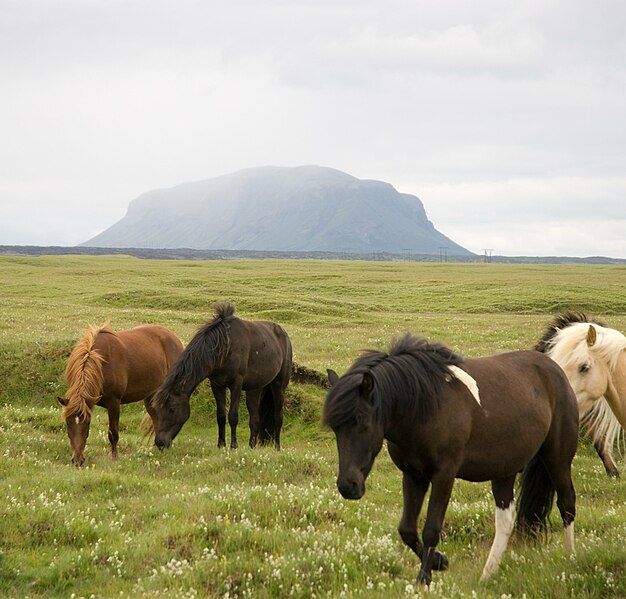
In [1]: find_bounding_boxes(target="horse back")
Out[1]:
[416,351,578,482]
[224,318,291,390]
[94,325,183,404]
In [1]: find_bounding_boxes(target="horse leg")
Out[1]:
[246,389,261,449]
[593,439,619,478]
[270,381,285,450]
[228,379,243,449]
[398,473,449,571]
[540,428,577,554]
[481,476,516,581]
[582,418,620,477]
[211,382,227,449]
[543,455,577,554]
[417,470,455,585]
[107,402,120,459]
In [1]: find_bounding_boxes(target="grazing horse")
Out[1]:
[324,334,578,585]
[536,312,626,477]
[57,324,183,466]
[152,302,292,450]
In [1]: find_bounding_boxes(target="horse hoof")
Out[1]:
[432,551,449,571]
[217,442,226,449]
[607,467,620,478]
[230,443,238,450]
[417,570,432,586]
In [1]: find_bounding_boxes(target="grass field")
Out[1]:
[1,255,625,598]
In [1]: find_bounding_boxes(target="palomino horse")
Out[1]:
[57,324,183,466]
[536,312,626,477]
[324,334,578,586]
[152,302,292,450]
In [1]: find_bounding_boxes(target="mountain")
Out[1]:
[83,165,472,255]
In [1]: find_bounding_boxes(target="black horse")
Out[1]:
[153,302,292,450]
[324,333,578,585]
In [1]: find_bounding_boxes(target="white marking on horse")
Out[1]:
[448,365,481,406]
[75,416,80,424]
[564,522,575,554]
[481,502,515,581]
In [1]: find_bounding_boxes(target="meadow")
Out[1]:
[0,255,625,598]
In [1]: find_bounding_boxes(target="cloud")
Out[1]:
[413,177,626,257]
[1,1,625,255]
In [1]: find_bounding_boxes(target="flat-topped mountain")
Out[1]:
[83,165,472,255]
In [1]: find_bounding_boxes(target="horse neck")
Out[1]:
[167,350,214,398]
[380,401,422,446]
[65,334,106,418]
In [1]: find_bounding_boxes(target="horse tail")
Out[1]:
[139,413,155,439]
[515,453,556,538]
[291,362,330,388]
[259,387,275,445]
[63,324,111,420]
[582,397,624,461]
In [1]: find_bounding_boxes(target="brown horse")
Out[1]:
[152,302,292,450]
[57,324,183,466]
[324,334,578,586]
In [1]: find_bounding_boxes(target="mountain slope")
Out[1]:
[84,165,471,255]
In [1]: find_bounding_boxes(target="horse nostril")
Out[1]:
[337,478,362,500]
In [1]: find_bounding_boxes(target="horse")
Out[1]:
[324,333,578,586]
[536,312,626,477]
[152,302,292,450]
[57,324,183,466]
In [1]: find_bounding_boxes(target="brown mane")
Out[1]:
[63,324,114,419]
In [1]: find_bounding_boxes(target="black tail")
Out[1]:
[259,387,275,445]
[515,454,556,538]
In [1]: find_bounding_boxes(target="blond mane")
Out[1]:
[63,323,114,419]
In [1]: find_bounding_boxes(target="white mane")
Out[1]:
[545,323,626,372]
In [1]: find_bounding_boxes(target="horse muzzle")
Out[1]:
[154,433,172,450]
[337,475,365,500]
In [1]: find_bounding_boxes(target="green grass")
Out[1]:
[0,255,625,598]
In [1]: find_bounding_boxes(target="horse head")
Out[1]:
[58,396,91,466]
[152,389,191,449]
[324,369,384,500]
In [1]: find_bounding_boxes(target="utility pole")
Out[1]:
[482,249,494,263]
[438,246,448,263]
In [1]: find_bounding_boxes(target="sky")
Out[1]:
[1,0,625,257]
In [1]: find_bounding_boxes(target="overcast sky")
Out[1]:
[1,1,625,256]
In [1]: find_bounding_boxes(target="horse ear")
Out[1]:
[360,372,375,401]
[57,396,68,407]
[327,369,340,387]
[586,325,597,347]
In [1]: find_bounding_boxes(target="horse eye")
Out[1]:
[578,364,590,374]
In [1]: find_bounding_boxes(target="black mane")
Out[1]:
[535,311,605,353]
[323,333,463,428]
[155,302,235,402]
